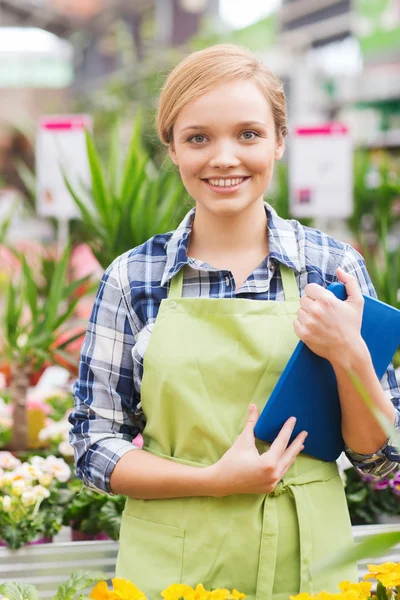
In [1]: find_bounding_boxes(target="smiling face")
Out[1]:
[169,78,284,217]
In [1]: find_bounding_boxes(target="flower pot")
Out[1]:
[71,529,110,542]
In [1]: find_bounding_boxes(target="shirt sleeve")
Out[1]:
[339,244,400,478]
[69,258,142,494]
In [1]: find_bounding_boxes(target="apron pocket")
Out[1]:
[116,511,185,592]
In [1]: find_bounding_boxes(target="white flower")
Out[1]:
[42,455,71,483]
[1,495,12,512]
[58,441,74,457]
[0,452,21,470]
[39,419,69,442]
[38,474,53,487]
[14,463,43,482]
[11,479,27,496]
[33,485,50,499]
[21,490,37,507]
[30,456,46,469]
[0,473,14,487]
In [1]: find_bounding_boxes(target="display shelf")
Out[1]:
[0,524,399,598]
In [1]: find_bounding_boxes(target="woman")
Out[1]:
[70,44,400,599]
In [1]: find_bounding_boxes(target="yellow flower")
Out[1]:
[338,581,372,600]
[161,584,196,600]
[89,581,114,600]
[208,590,231,599]
[365,563,400,589]
[112,578,147,600]
[230,590,246,600]
[315,592,340,600]
[290,594,315,600]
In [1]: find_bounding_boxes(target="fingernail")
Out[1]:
[289,417,296,425]
[302,432,308,440]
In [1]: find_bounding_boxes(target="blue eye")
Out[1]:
[189,135,206,144]
[241,131,258,140]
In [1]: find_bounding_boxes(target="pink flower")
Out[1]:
[374,479,391,490]
[26,395,53,415]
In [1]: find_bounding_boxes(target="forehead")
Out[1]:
[174,78,274,130]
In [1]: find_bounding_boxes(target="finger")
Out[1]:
[297,308,312,327]
[278,431,308,474]
[239,403,259,444]
[267,417,297,459]
[336,267,363,303]
[279,445,305,480]
[299,295,314,312]
[293,318,306,340]
[304,283,327,301]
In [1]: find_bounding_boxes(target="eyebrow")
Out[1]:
[180,121,267,132]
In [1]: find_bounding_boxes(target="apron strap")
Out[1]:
[168,267,184,299]
[280,265,299,302]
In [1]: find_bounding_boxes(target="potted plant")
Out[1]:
[64,478,126,541]
[0,245,92,451]
[345,465,400,525]
[0,452,72,549]
[64,112,190,270]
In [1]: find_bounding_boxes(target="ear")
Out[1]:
[274,137,285,161]
[168,142,178,166]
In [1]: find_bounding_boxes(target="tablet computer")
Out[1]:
[254,282,400,462]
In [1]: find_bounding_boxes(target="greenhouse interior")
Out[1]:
[1,1,400,599]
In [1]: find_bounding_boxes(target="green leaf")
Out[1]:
[0,582,38,600]
[377,581,389,600]
[21,256,39,320]
[314,531,400,573]
[85,129,111,226]
[42,244,71,333]
[109,119,122,197]
[52,570,108,600]
[51,348,79,368]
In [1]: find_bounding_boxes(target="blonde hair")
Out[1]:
[156,44,288,146]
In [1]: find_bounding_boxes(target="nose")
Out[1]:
[208,140,241,170]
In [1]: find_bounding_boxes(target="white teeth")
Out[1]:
[208,177,244,187]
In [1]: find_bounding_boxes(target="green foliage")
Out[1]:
[1,244,92,370]
[0,582,38,600]
[53,571,108,600]
[0,571,108,600]
[316,531,400,574]
[349,149,400,238]
[345,468,400,525]
[64,479,125,539]
[64,112,190,270]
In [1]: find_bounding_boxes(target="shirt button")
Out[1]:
[225,276,230,286]
[170,301,177,309]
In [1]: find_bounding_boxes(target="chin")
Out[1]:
[198,195,259,216]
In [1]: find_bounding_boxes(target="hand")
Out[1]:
[293,267,366,366]
[207,404,307,497]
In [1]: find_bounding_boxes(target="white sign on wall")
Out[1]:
[289,123,353,219]
[36,115,92,221]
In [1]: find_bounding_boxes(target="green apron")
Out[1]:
[116,265,357,599]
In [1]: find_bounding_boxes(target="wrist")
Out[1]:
[329,337,371,373]
[202,463,227,498]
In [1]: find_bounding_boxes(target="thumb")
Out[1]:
[240,404,259,442]
[336,267,363,304]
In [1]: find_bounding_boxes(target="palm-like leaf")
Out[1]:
[64,112,190,269]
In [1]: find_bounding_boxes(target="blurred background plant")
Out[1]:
[64,112,191,270]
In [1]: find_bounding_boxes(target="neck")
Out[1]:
[188,199,268,259]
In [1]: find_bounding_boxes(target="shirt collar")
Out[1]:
[161,202,301,287]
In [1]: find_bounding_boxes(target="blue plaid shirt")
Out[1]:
[69,202,400,494]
